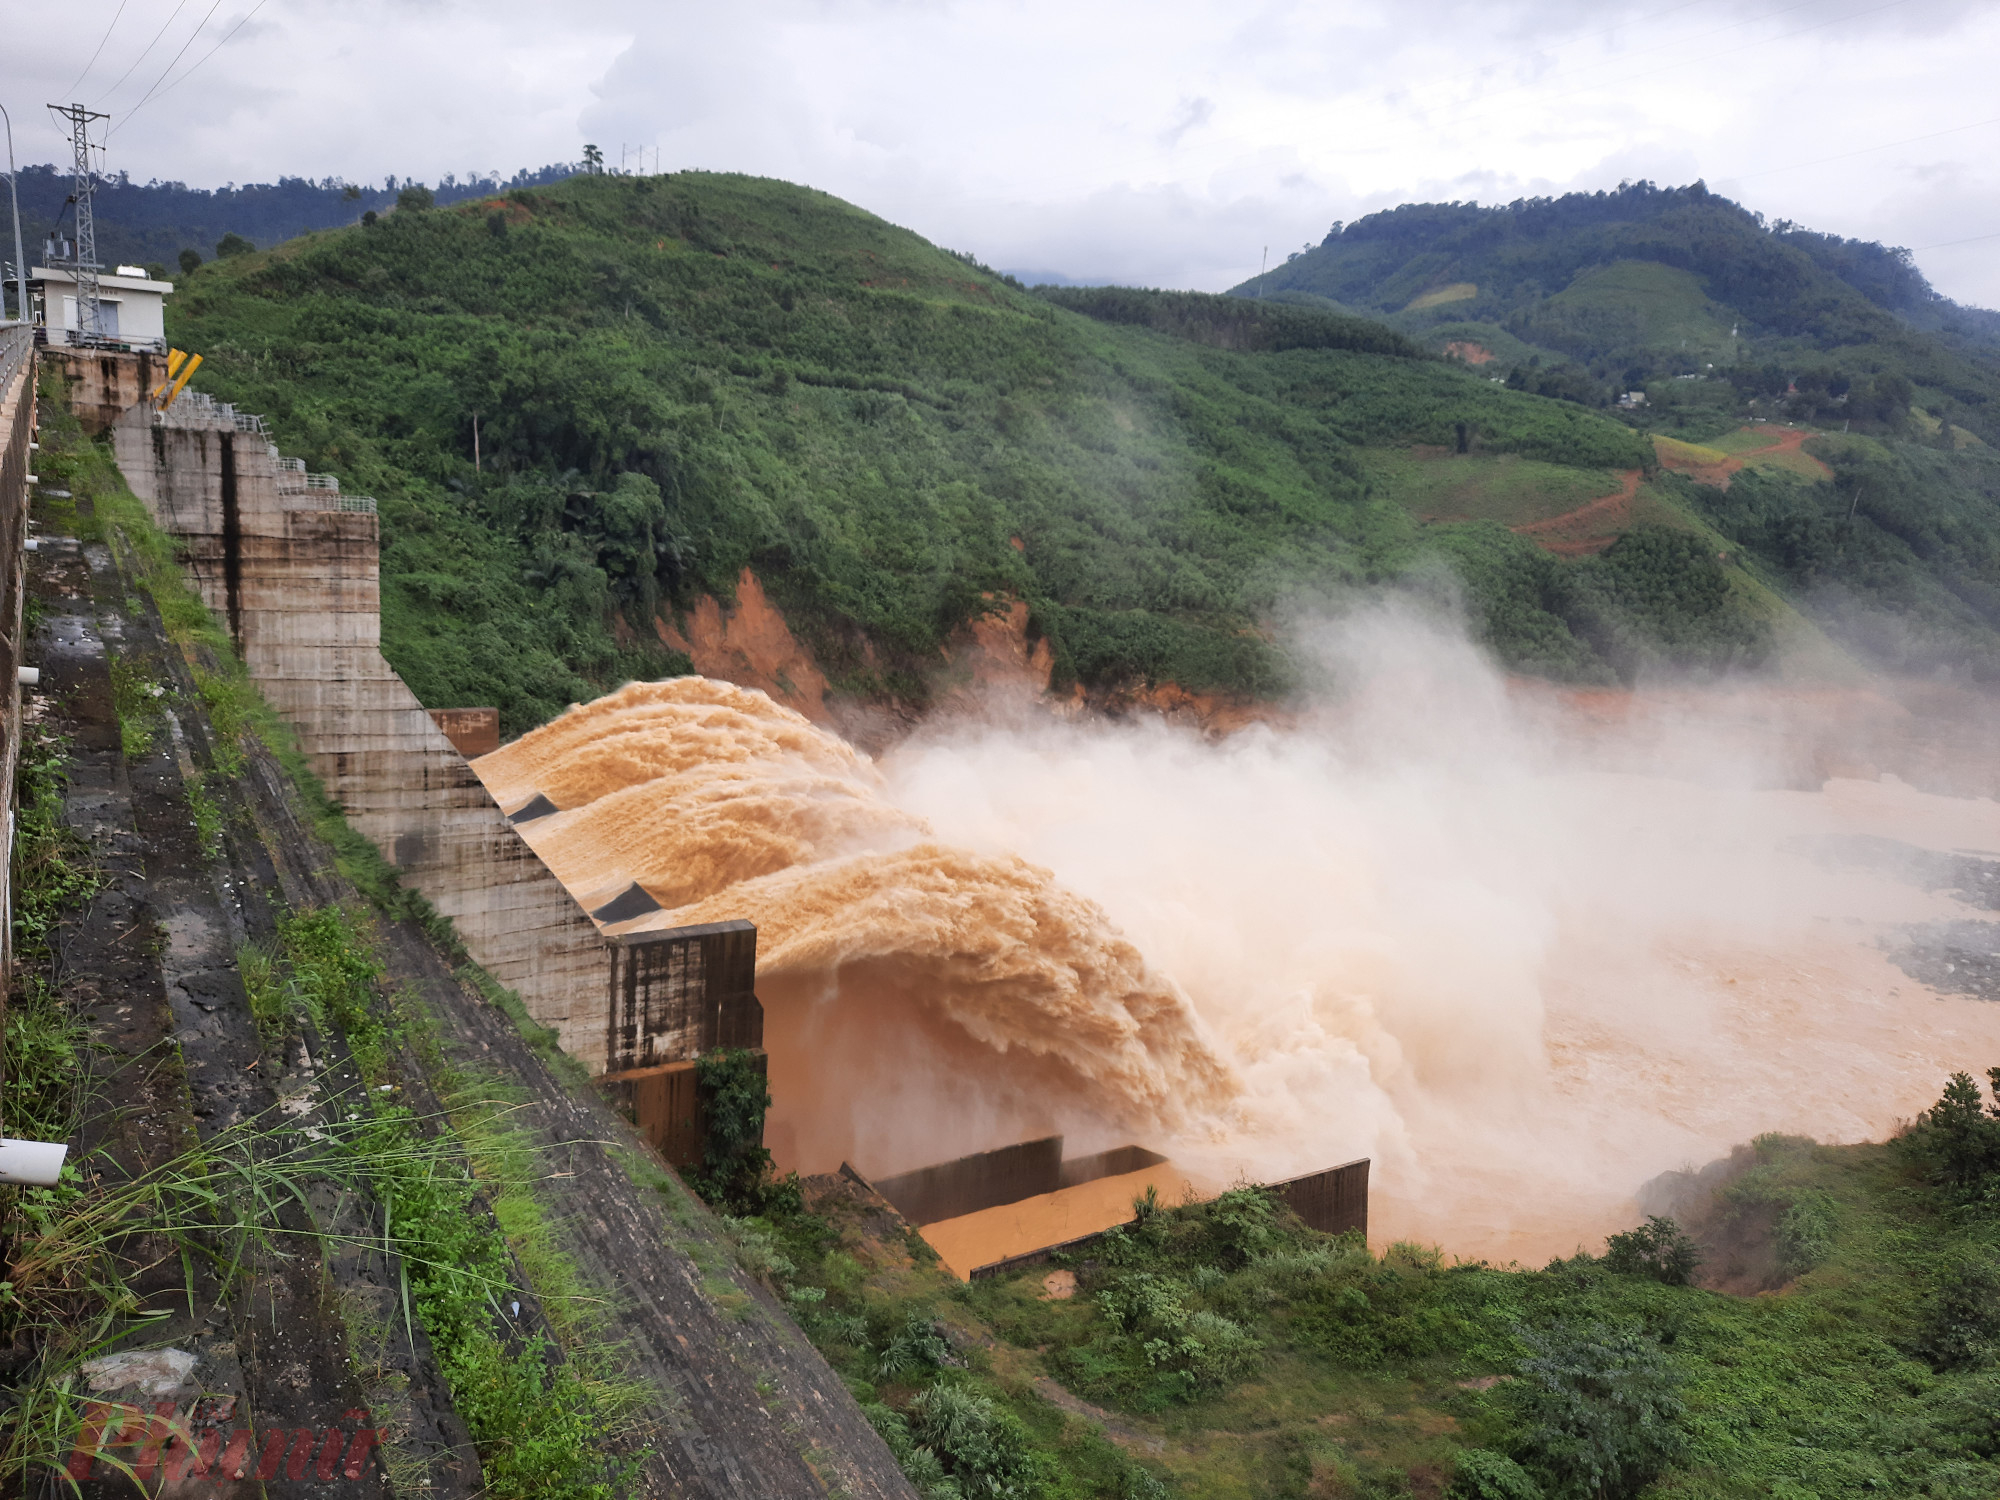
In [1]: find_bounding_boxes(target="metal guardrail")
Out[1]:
[0,325,33,401]
[143,381,370,514]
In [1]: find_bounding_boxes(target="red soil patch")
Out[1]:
[1658,426,1833,490]
[1511,469,1642,556]
[941,598,1056,703]
[655,568,832,722]
[1443,341,1496,365]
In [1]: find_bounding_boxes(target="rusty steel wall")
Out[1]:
[1272,1159,1370,1238]
[107,394,620,1070]
[607,920,762,1072]
[868,1136,1065,1227]
[0,328,36,986]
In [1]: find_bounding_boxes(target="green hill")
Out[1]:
[1240,183,2000,682]
[166,171,1788,729]
[1243,181,2000,439]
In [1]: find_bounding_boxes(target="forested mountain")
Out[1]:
[1239,181,2000,440]
[161,174,1999,732]
[8,160,578,276]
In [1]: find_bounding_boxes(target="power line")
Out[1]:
[65,0,135,100]
[1912,228,2000,252]
[1731,114,2000,182]
[111,0,271,135]
[95,0,197,109]
[116,0,228,127]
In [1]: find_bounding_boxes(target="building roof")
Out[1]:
[30,266,175,295]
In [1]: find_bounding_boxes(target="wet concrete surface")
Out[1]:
[22,446,912,1495]
[27,496,456,1498]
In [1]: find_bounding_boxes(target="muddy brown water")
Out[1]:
[477,649,2000,1270]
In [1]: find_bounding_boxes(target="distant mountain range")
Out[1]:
[5,161,581,275]
[1236,180,2000,444]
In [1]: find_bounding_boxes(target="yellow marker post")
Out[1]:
[149,347,189,400]
[155,349,202,411]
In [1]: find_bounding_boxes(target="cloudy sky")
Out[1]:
[4,0,1997,304]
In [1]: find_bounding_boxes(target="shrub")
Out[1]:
[214,232,253,258]
[1904,1070,2000,1195]
[907,1385,1044,1499]
[1450,1449,1545,1500]
[1603,1216,1701,1285]
[1096,1272,1262,1396]
[691,1048,776,1212]
[1774,1192,1836,1278]
[1508,1321,1687,1500]
[1914,1253,2000,1371]
[877,1310,957,1381]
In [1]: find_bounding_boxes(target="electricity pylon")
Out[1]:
[47,102,110,344]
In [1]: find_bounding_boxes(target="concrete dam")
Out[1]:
[67,348,1367,1276]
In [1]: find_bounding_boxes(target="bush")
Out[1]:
[1508,1321,1687,1500]
[1915,1253,2000,1372]
[1904,1070,2000,1195]
[1094,1271,1262,1397]
[214,232,253,258]
[1450,1449,1545,1500]
[908,1385,1043,1499]
[1774,1192,1836,1278]
[691,1048,779,1212]
[1602,1216,1701,1286]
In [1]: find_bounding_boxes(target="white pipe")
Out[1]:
[16,666,36,684]
[0,1138,68,1186]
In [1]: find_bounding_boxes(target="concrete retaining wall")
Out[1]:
[106,389,620,1069]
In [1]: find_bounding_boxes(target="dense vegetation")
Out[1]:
[1245,181,2000,441]
[167,171,1775,728]
[10,159,579,284]
[696,1073,2000,1498]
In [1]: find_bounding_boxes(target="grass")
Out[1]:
[18,379,645,1498]
[1528,260,1738,361]
[280,906,643,1499]
[1358,448,1624,526]
[718,1121,2000,1499]
[1407,283,1478,311]
[1652,434,1730,468]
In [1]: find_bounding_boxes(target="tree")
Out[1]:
[1508,1322,1687,1500]
[1603,1216,1702,1285]
[395,184,434,212]
[213,233,252,259]
[582,143,604,174]
[176,248,201,274]
[1905,1070,2000,1194]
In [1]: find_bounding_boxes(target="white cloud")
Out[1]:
[2,0,1996,304]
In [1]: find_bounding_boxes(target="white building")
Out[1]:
[31,265,174,351]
